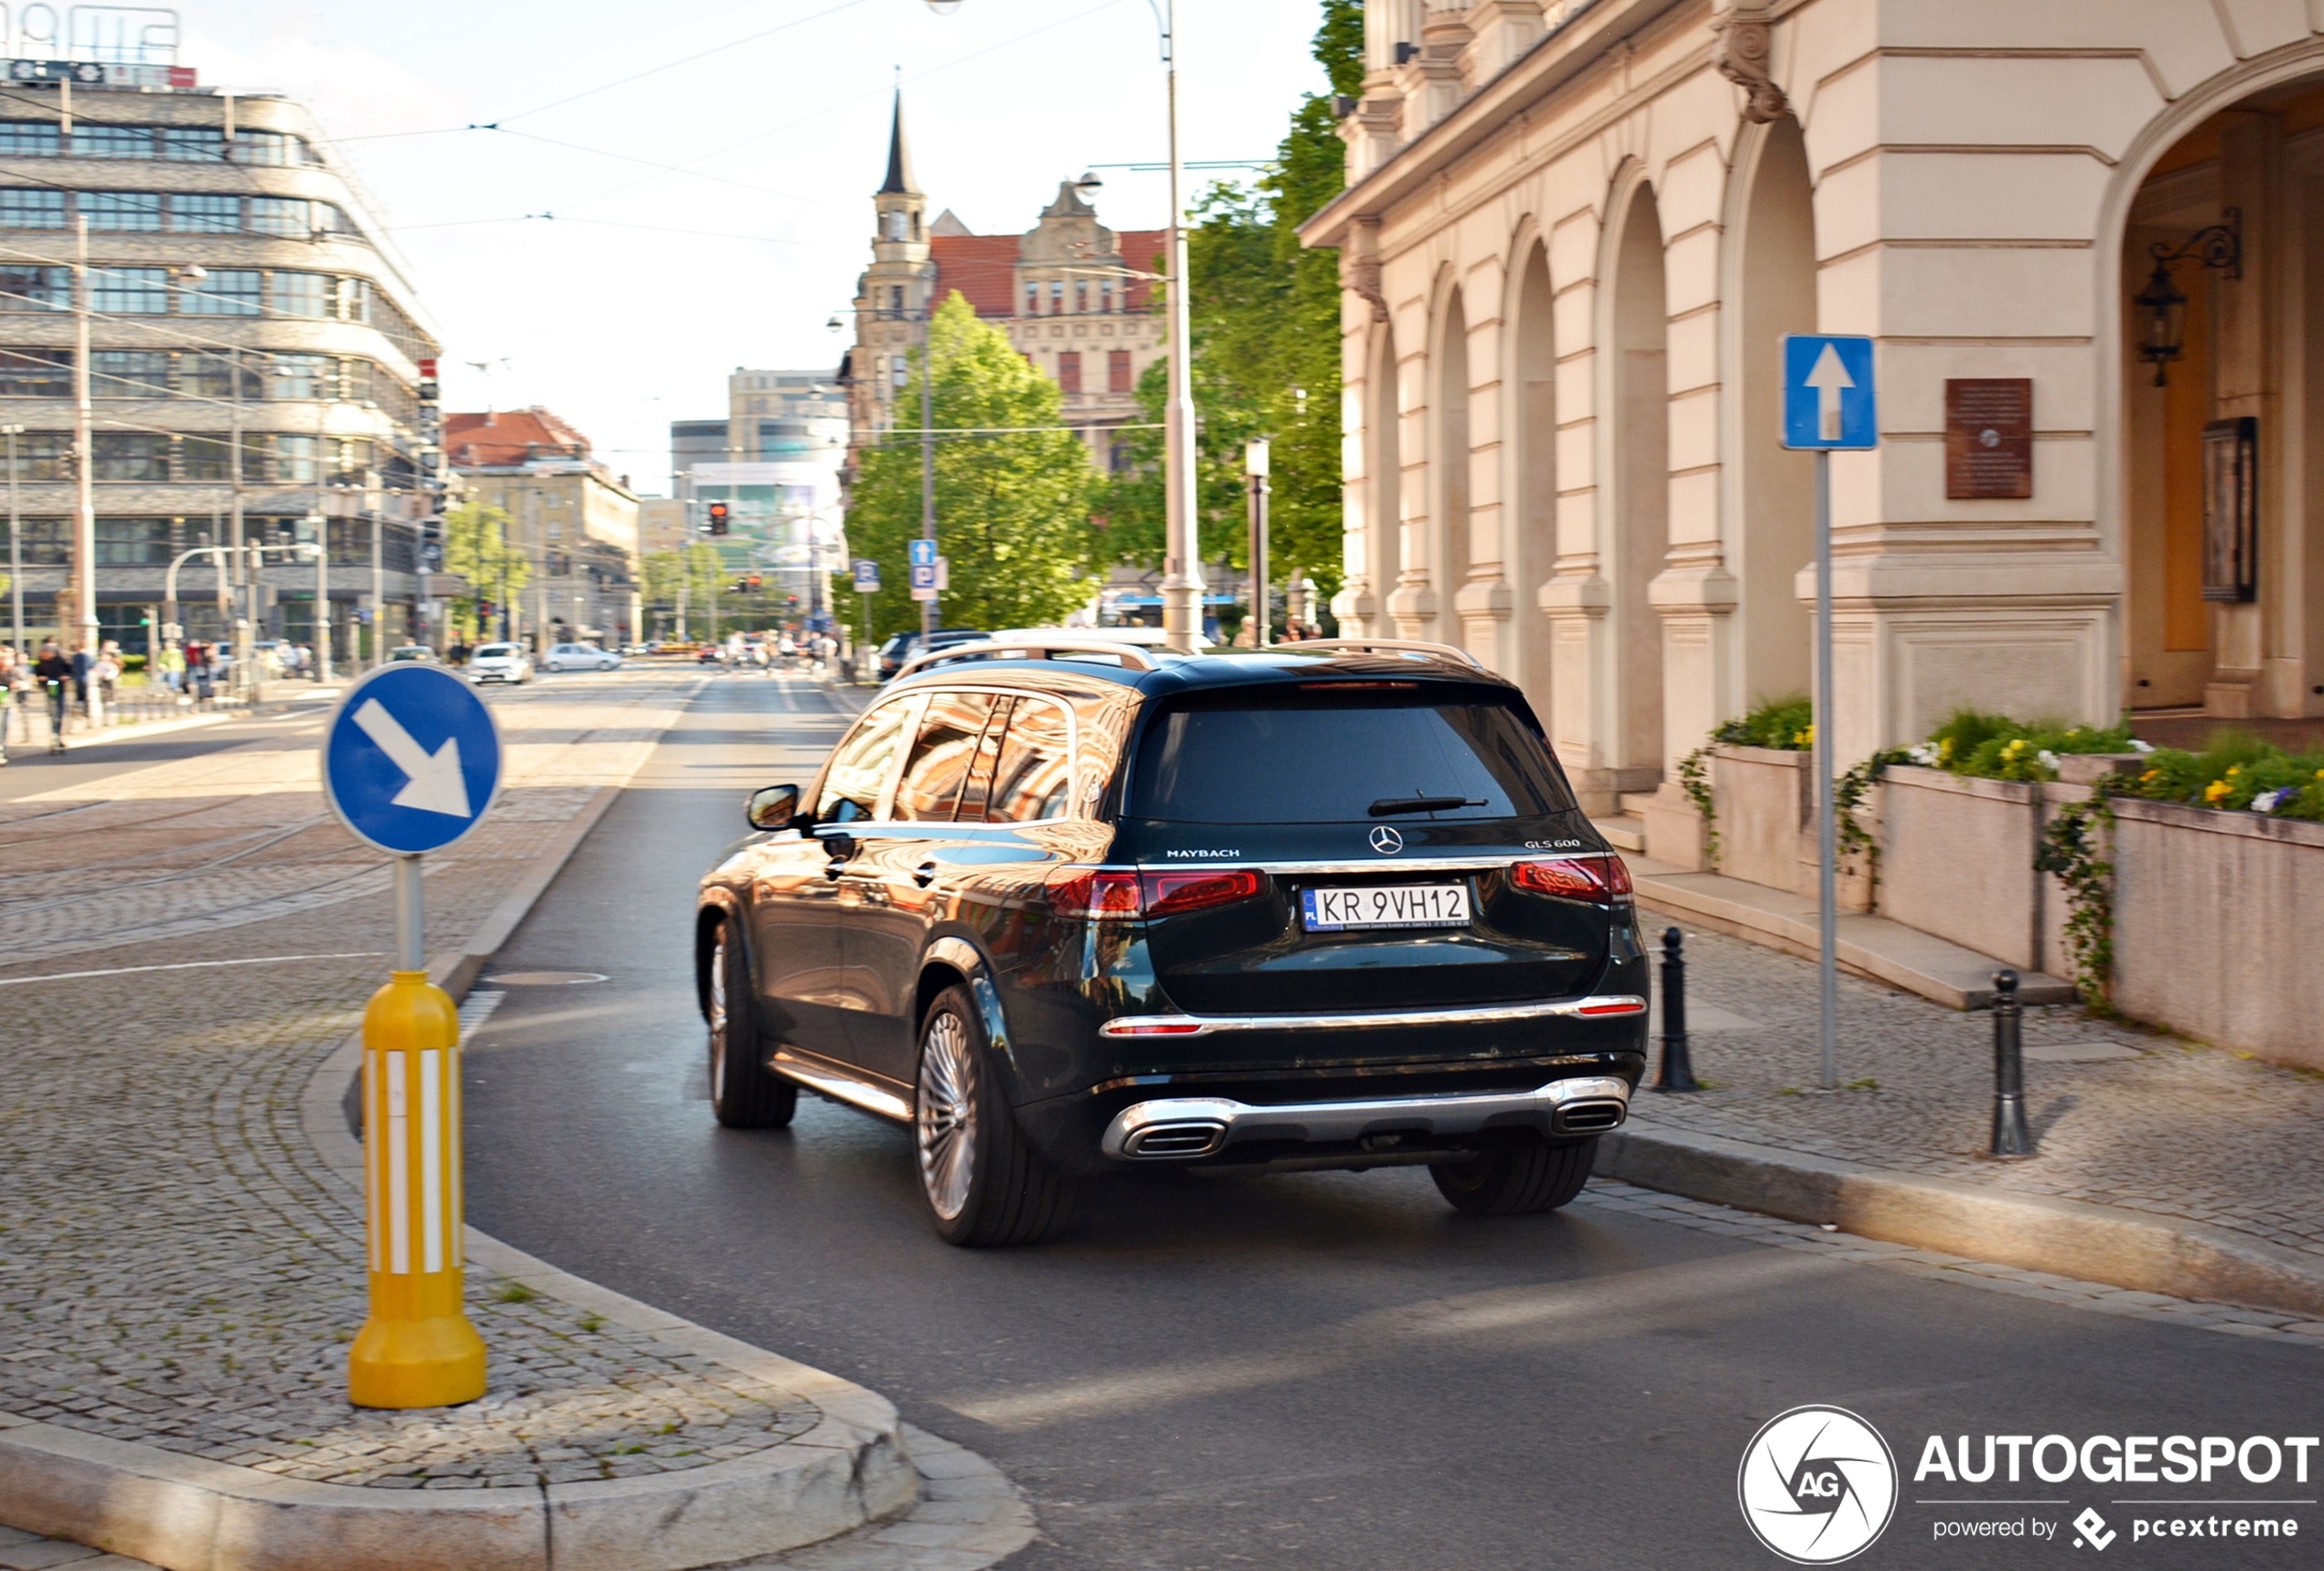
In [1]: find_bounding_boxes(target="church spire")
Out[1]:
[879,91,917,196]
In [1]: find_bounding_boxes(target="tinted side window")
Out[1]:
[894,691,999,822]
[988,695,1075,822]
[815,700,914,823]
[953,697,1011,823]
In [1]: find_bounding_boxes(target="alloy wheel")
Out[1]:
[917,1009,976,1221]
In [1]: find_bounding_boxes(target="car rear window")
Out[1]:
[478,645,515,657]
[1127,686,1576,825]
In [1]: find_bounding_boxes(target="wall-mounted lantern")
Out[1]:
[2133,208,2242,387]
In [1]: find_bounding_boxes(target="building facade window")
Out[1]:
[73,124,154,158]
[158,127,223,161]
[272,433,321,483]
[1101,279,1114,313]
[1023,280,1038,314]
[0,189,65,228]
[0,264,67,311]
[182,269,261,316]
[1057,350,1081,394]
[82,191,164,231]
[1075,280,1088,313]
[231,131,311,167]
[1049,279,1063,315]
[91,266,169,313]
[1108,349,1132,393]
[178,351,262,401]
[171,193,241,233]
[1,436,70,484]
[0,350,70,396]
[269,270,329,317]
[249,196,310,237]
[93,518,171,565]
[91,350,170,397]
[272,352,331,400]
[91,431,170,480]
[0,122,59,156]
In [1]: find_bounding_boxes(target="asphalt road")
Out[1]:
[463,673,2323,1570]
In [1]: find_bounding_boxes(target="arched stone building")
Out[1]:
[1302,0,2324,824]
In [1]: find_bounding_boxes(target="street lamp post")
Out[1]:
[1244,440,1269,648]
[70,216,98,672]
[4,424,23,677]
[927,0,1197,649]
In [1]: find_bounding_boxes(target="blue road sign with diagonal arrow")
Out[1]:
[323,664,502,855]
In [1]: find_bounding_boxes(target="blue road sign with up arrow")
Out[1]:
[323,664,502,855]
[908,539,937,568]
[1781,335,1877,450]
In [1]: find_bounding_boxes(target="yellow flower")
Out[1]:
[1792,726,1814,748]
[2204,779,2232,803]
[2227,765,2242,776]
[2140,769,2160,783]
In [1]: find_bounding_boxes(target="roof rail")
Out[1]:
[1288,638,1488,671]
[892,637,1161,680]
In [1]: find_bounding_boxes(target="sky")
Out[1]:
[172,0,1333,494]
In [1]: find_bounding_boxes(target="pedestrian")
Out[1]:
[69,640,93,721]
[93,643,120,708]
[0,643,14,765]
[158,641,186,698]
[34,640,71,751]
[185,640,212,706]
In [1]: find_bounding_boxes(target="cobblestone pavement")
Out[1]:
[0,672,841,1493]
[1630,909,2324,1264]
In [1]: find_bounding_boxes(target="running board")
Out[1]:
[769,1049,913,1122]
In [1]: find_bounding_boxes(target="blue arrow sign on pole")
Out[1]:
[1781,335,1877,450]
[908,539,937,568]
[323,664,502,855]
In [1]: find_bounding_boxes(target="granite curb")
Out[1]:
[0,673,988,1571]
[1598,1121,2324,1318]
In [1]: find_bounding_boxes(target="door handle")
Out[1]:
[913,862,938,888]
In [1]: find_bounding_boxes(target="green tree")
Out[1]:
[640,543,727,640]
[1098,1,1359,621]
[847,292,1100,640]
[441,500,531,640]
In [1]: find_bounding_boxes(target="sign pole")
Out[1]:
[1813,448,1837,1092]
[323,662,500,1409]
[1781,333,1875,1097]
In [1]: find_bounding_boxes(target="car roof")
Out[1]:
[886,645,1516,698]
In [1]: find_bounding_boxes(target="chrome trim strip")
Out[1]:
[770,1049,913,1122]
[1098,994,1648,1037]
[1102,1075,1631,1160]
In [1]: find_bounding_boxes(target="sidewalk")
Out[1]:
[0,673,1028,1571]
[1612,907,2324,1318]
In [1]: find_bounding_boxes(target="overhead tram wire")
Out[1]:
[543,0,1132,216]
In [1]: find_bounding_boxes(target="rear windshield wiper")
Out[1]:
[1369,794,1486,816]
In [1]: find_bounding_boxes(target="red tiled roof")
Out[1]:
[927,229,1169,317]
[930,233,1019,317]
[442,407,593,468]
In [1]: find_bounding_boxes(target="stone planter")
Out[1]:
[1703,745,1871,911]
[2111,799,2324,1072]
[1878,766,2047,971]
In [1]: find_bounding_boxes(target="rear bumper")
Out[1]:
[1102,1074,1630,1162]
[1097,993,1645,1038]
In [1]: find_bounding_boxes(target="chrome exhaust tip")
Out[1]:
[1120,1120,1229,1159]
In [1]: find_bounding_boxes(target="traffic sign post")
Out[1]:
[322,663,502,1409]
[1781,335,1877,1094]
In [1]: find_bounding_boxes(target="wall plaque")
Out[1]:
[1944,378,2033,500]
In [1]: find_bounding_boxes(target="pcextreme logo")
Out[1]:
[1738,1405,1899,1564]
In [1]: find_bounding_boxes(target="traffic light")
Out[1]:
[478,599,495,618]
[705,501,730,536]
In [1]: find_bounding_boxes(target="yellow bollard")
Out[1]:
[347,964,487,1408]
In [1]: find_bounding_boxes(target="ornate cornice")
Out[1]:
[1709,0,1786,123]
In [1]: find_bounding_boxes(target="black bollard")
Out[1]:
[1653,926,1702,1092]
[1988,968,2034,1158]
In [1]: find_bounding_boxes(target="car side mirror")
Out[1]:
[746,784,802,832]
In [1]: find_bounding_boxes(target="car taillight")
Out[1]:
[1511,855,1633,904]
[1046,867,1265,920]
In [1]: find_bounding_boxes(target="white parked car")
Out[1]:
[468,642,533,684]
[543,641,622,673]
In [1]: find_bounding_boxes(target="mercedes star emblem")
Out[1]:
[1370,825,1404,855]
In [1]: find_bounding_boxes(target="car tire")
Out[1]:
[1429,1135,1596,1216]
[705,918,797,1129]
[914,985,1071,1246]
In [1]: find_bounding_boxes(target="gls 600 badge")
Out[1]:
[1738,1405,1898,1564]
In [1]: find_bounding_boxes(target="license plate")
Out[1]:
[1301,883,1470,931]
